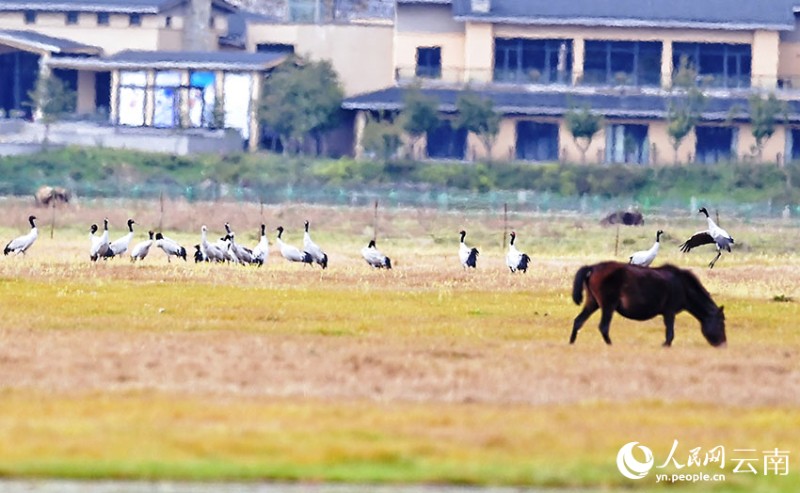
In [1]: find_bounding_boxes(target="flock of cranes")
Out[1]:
[3,208,736,270]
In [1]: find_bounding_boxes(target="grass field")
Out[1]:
[0,198,799,492]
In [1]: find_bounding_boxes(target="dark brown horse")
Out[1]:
[570,261,726,347]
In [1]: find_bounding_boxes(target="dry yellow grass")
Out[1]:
[0,197,799,489]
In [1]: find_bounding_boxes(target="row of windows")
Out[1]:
[20,11,215,28]
[415,39,753,89]
[425,121,749,164]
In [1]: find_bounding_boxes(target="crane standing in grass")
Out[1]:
[506,231,531,273]
[630,230,663,267]
[459,230,479,269]
[3,215,38,256]
[680,208,734,269]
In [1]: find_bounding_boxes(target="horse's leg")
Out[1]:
[570,298,598,344]
[662,312,675,347]
[598,305,616,345]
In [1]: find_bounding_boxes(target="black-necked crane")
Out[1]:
[3,215,38,256]
[252,224,270,267]
[459,230,479,269]
[106,218,136,257]
[361,240,392,269]
[130,230,154,262]
[200,225,226,263]
[193,244,206,263]
[506,231,530,273]
[276,226,313,265]
[680,207,734,269]
[227,233,255,264]
[629,230,663,267]
[303,220,328,269]
[155,232,187,262]
[90,218,111,261]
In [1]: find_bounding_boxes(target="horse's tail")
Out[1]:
[572,265,593,305]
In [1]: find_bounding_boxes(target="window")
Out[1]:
[605,124,649,164]
[789,128,800,161]
[97,12,110,25]
[516,121,559,161]
[165,16,172,27]
[673,43,751,88]
[494,38,571,84]
[257,43,295,55]
[129,13,142,26]
[583,41,661,86]
[427,121,467,160]
[695,126,737,164]
[24,11,36,24]
[416,47,442,79]
[66,11,79,25]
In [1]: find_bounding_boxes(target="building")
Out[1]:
[0,0,291,151]
[343,0,800,165]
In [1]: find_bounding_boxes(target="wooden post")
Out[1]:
[373,200,379,242]
[614,223,620,257]
[503,202,508,249]
[50,201,56,239]
[159,191,164,232]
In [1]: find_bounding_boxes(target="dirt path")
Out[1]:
[1,328,798,407]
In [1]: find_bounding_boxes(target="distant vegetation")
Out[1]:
[0,146,798,206]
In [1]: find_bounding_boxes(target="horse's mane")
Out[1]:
[658,264,715,307]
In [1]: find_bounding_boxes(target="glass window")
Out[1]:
[583,41,661,87]
[605,124,649,164]
[24,11,36,24]
[66,11,79,25]
[673,43,751,88]
[129,13,142,27]
[695,126,736,164]
[97,12,109,25]
[516,121,559,161]
[494,38,571,84]
[427,121,467,160]
[416,47,442,79]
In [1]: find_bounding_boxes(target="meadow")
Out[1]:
[0,197,799,492]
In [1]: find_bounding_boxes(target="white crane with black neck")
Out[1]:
[459,230,479,269]
[506,231,530,273]
[629,229,663,267]
[3,215,38,256]
[680,207,734,269]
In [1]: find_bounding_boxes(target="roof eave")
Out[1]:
[46,56,286,72]
[454,15,794,31]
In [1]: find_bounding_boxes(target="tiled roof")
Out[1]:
[0,29,101,54]
[342,86,800,122]
[46,49,288,71]
[452,0,796,30]
[0,0,237,14]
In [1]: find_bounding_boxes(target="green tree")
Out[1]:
[564,104,602,164]
[455,90,500,162]
[260,57,344,155]
[399,84,439,159]
[27,72,76,144]
[666,56,706,164]
[361,114,403,161]
[749,92,786,162]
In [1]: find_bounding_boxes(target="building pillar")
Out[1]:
[32,53,51,121]
[110,69,120,124]
[464,22,493,83]
[661,39,673,89]
[144,69,156,126]
[752,30,779,89]
[248,71,262,152]
[214,70,225,128]
[76,70,96,115]
[354,110,367,159]
[572,37,584,85]
[179,70,190,128]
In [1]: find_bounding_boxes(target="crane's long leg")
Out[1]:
[708,250,722,269]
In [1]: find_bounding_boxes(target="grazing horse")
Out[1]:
[570,261,726,347]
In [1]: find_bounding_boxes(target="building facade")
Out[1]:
[345,0,800,165]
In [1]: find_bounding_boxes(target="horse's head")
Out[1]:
[701,305,727,347]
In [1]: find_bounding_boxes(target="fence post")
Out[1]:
[373,199,379,242]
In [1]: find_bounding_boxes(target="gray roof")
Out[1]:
[46,49,288,71]
[343,86,800,123]
[452,0,797,30]
[0,0,237,14]
[0,29,101,54]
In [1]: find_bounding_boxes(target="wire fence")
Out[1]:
[8,175,795,222]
